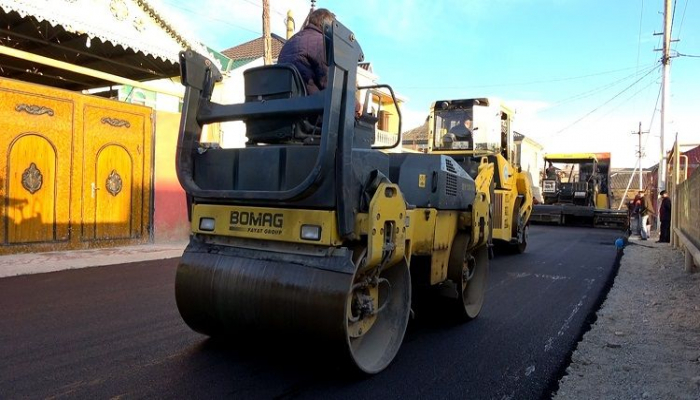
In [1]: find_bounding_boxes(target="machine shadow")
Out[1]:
[184,332,376,384]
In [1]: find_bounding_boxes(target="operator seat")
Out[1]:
[243,64,319,144]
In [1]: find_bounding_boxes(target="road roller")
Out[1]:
[174,21,493,374]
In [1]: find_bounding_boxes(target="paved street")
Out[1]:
[0,225,623,399]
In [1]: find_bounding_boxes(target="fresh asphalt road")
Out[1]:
[0,225,624,399]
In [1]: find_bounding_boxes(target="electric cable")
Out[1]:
[634,0,645,112]
[162,1,260,35]
[593,78,659,122]
[538,63,658,113]
[636,0,644,73]
[554,64,661,135]
[671,0,678,35]
[399,64,658,90]
[675,0,690,40]
[161,0,289,36]
[642,84,663,151]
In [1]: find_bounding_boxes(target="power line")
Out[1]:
[676,0,690,40]
[554,65,661,135]
[634,0,645,112]
[161,0,291,37]
[670,0,678,36]
[538,63,658,112]
[636,0,644,72]
[642,84,662,155]
[678,53,700,58]
[240,0,287,17]
[400,64,659,90]
[592,78,659,122]
[163,2,261,35]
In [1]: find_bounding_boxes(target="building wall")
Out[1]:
[219,59,263,149]
[517,137,545,203]
[118,82,191,242]
[153,111,190,242]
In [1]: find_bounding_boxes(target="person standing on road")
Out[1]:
[657,190,671,243]
[640,190,655,240]
[631,191,644,235]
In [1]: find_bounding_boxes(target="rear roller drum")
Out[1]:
[448,233,489,321]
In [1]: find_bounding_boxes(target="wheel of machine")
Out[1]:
[175,239,411,375]
[345,249,412,374]
[511,211,528,254]
[448,233,489,321]
[514,224,528,254]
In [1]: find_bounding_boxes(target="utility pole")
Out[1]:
[659,0,672,196]
[262,0,272,65]
[631,121,648,190]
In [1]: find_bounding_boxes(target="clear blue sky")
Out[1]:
[159,0,699,168]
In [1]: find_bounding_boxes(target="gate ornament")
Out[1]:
[15,103,54,117]
[101,117,131,128]
[22,163,43,194]
[106,170,123,196]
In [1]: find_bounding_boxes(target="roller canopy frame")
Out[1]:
[175,21,363,237]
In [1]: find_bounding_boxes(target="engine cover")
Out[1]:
[388,154,476,210]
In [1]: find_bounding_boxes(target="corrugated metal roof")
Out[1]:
[0,0,210,64]
[0,0,228,90]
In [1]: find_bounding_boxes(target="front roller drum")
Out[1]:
[175,240,411,374]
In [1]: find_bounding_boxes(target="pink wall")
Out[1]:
[153,111,190,242]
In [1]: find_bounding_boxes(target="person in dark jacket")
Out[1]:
[449,118,473,140]
[278,8,335,95]
[657,190,671,243]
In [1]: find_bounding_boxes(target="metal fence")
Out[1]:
[671,144,700,271]
[676,169,700,245]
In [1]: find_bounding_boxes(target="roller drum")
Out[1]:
[176,240,354,341]
[175,239,411,374]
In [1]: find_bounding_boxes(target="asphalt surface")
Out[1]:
[0,225,624,399]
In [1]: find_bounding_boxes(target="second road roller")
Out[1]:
[174,20,493,374]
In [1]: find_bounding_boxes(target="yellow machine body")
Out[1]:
[174,22,492,375]
[425,97,533,253]
[531,152,628,229]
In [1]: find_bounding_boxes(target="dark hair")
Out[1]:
[660,190,667,196]
[305,8,335,30]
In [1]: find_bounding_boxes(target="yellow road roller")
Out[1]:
[174,21,493,374]
[425,98,534,254]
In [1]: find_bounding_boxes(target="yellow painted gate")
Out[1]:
[0,77,153,255]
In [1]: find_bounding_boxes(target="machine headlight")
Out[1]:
[300,224,322,241]
[199,217,216,231]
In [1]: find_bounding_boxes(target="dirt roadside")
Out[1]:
[554,237,700,399]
